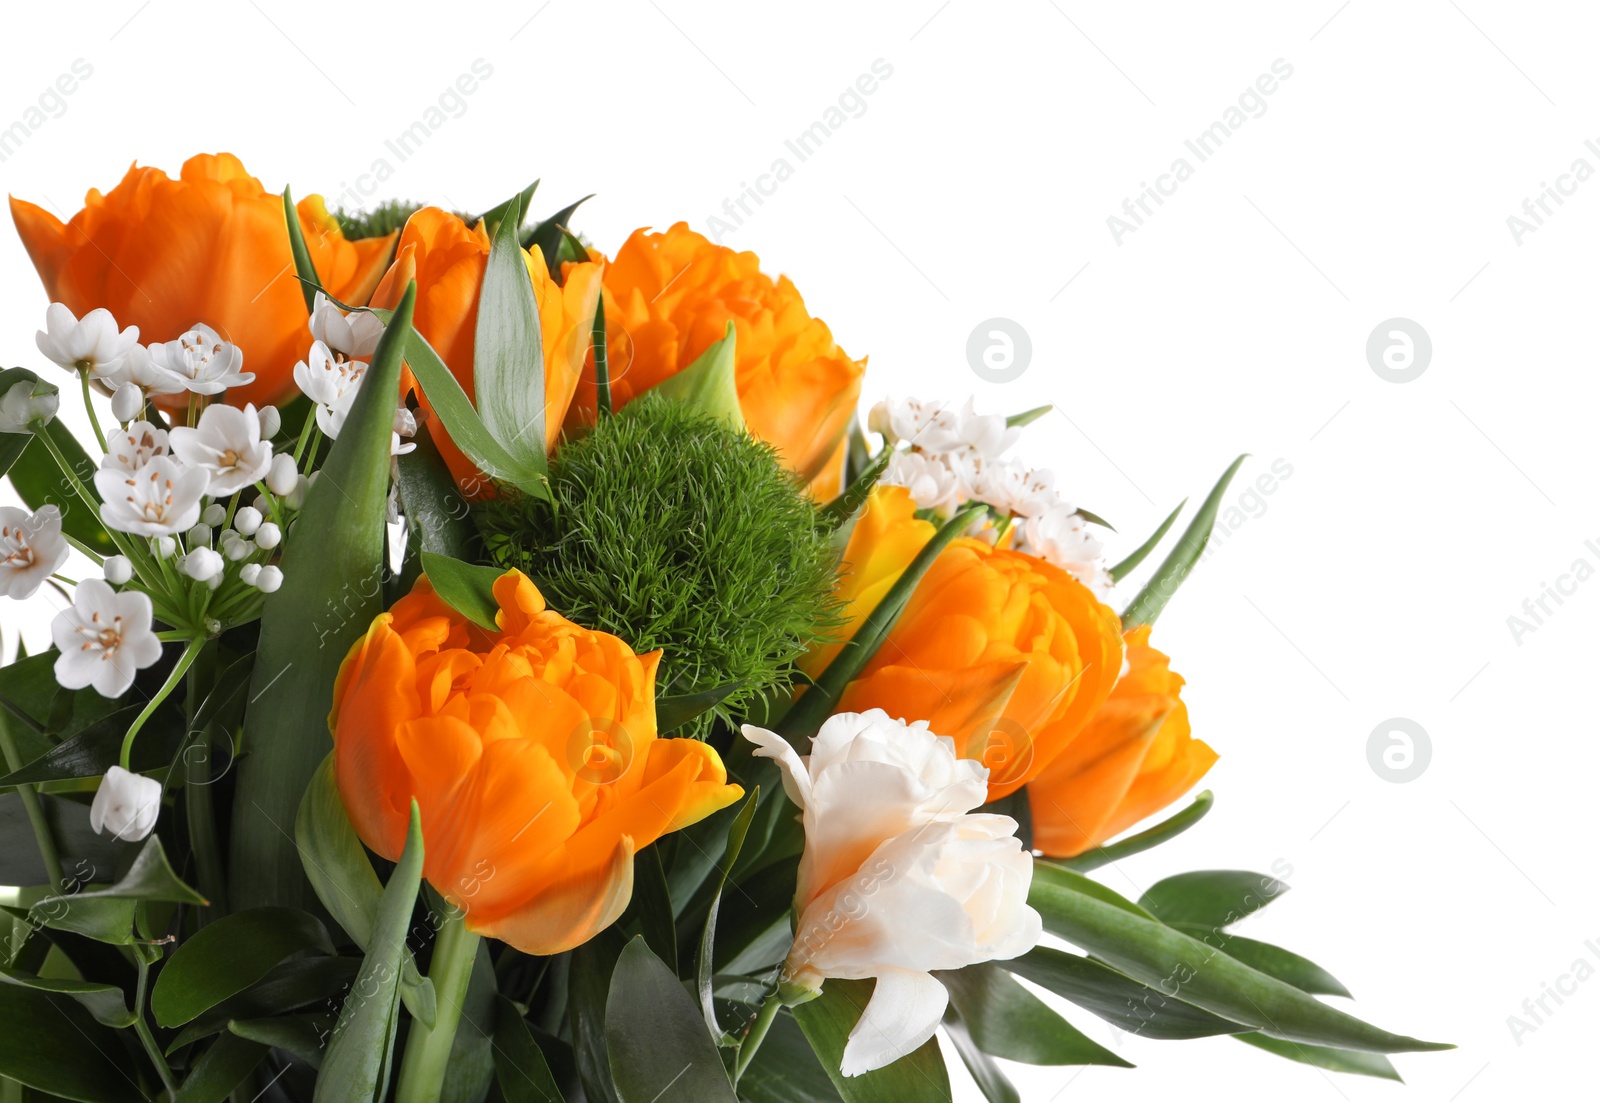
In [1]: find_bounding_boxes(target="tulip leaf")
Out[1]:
[405,329,551,499]
[0,964,134,1028]
[283,187,322,313]
[819,445,894,535]
[525,194,594,270]
[492,996,564,1103]
[1054,790,1214,872]
[1073,507,1114,531]
[313,800,423,1103]
[474,189,550,483]
[0,982,145,1102]
[172,1031,269,1103]
[394,421,479,562]
[698,789,761,1044]
[1004,404,1052,429]
[30,835,205,944]
[1109,499,1186,583]
[1136,869,1288,935]
[591,295,612,417]
[778,502,987,742]
[296,755,435,1027]
[1234,1032,1402,1080]
[792,978,952,1103]
[606,936,739,1103]
[420,551,510,633]
[1026,866,1451,1053]
[231,283,416,915]
[5,416,115,554]
[937,963,1130,1067]
[1001,946,1249,1040]
[1120,454,1248,627]
[479,180,540,239]
[941,1008,1020,1103]
[657,681,744,735]
[1213,936,1352,999]
[151,907,333,1027]
[654,322,744,430]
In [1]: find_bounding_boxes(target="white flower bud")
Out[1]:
[201,503,227,527]
[155,535,177,559]
[232,506,263,536]
[255,565,283,593]
[207,571,223,590]
[285,474,310,510]
[110,382,143,423]
[239,563,262,586]
[0,379,60,433]
[222,534,252,561]
[182,547,224,582]
[252,494,270,515]
[254,522,282,550]
[101,555,133,585]
[265,453,298,496]
[258,405,282,439]
[186,523,212,548]
[89,766,161,841]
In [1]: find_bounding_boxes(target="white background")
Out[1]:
[1,1,1593,1099]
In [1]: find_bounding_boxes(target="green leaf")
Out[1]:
[0,964,134,1028]
[283,187,322,313]
[1211,936,1352,999]
[0,369,55,479]
[5,417,114,554]
[632,846,676,968]
[394,421,478,561]
[525,194,594,271]
[819,445,893,535]
[654,322,744,430]
[313,801,423,1103]
[738,1009,843,1103]
[31,835,205,944]
[605,937,738,1103]
[590,294,612,417]
[231,282,417,914]
[1032,864,1154,919]
[172,1032,268,1103]
[0,704,167,791]
[478,181,540,239]
[1108,499,1186,583]
[442,939,499,1103]
[166,956,358,1052]
[404,329,550,498]
[699,790,760,1043]
[0,982,144,1102]
[1073,507,1114,531]
[1136,869,1287,935]
[1234,1032,1402,1080]
[1004,404,1051,429]
[937,963,1129,1067]
[567,929,624,1103]
[228,1014,332,1070]
[1026,867,1451,1053]
[151,907,332,1027]
[1001,946,1247,1040]
[1054,791,1214,872]
[420,551,508,632]
[791,978,951,1103]
[1120,454,1248,627]
[941,1009,1020,1103]
[492,996,564,1103]
[779,502,987,741]
[474,190,549,481]
[658,681,744,735]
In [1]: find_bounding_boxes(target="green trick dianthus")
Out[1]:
[477,395,843,738]
[334,199,425,241]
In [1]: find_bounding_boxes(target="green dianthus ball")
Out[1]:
[477,395,843,738]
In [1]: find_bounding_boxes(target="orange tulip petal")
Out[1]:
[469,835,636,956]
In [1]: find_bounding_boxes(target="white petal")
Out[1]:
[741,724,811,810]
[839,969,948,1077]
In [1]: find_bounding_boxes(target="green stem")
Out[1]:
[395,910,482,1103]
[79,370,108,454]
[0,709,65,890]
[291,408,317,464]
[133,954,178,1099]
[733,993,782,1085]
[32,427,151,581]
[184,657,228,919]
[119,639,205,770]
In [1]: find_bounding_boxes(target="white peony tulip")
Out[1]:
[743,710,1041,1076]
[168,403,274,496]
[89,765,162,841]
[51,580,163,697]
[0,505,70,600]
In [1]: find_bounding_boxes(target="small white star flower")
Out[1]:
[147,325,253,395]
[108,343,188,398]
[0,378,60,433]
[881,449,964,515]
[93,456,209,537]
[168,404,274,496]
[35,304,140,383]
[101,421,169,475]
[89,766,162,841]
[294,340,367,411]
[309,292,386,360]
[51,579,162,698]
[1015,506,1112,599]
[0,505,69,600]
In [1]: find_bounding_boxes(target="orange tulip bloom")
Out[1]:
[330,569,742,955]
[1027,626,1217,858]
[9,153,395,409]
[567,223,865,495]
[369,207,602,493]
[811,486,1124,801]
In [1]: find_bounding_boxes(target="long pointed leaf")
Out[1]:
[283,187,321,313]
[474,191,548,479]
[1053,791,1213,872]
[698,790,760,1043]
[607,937,739,1103]
[1109,499,1185,582]
[1121,455,1247,627]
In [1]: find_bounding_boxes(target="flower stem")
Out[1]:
[184,655,228,919]
[0,708,65,890]
[132,954,178,1099]
[119,638,205,771]
[79,371,108,454]
[395,909,481,1103]
[733,993,783,1086]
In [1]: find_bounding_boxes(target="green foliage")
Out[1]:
[333,199,423,241]
[479,396,843,737]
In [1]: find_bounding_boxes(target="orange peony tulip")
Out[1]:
[567,222,865,495]
[1027,626,1217,858]
[9,153,395,409]
[330,568,742,955]
[811,486,1125,801]
[369,207,602,492]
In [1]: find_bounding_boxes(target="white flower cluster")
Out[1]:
[869,396,1113,598]
[295,293,414,457]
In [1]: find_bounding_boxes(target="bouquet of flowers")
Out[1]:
[0,154,1446,1103]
